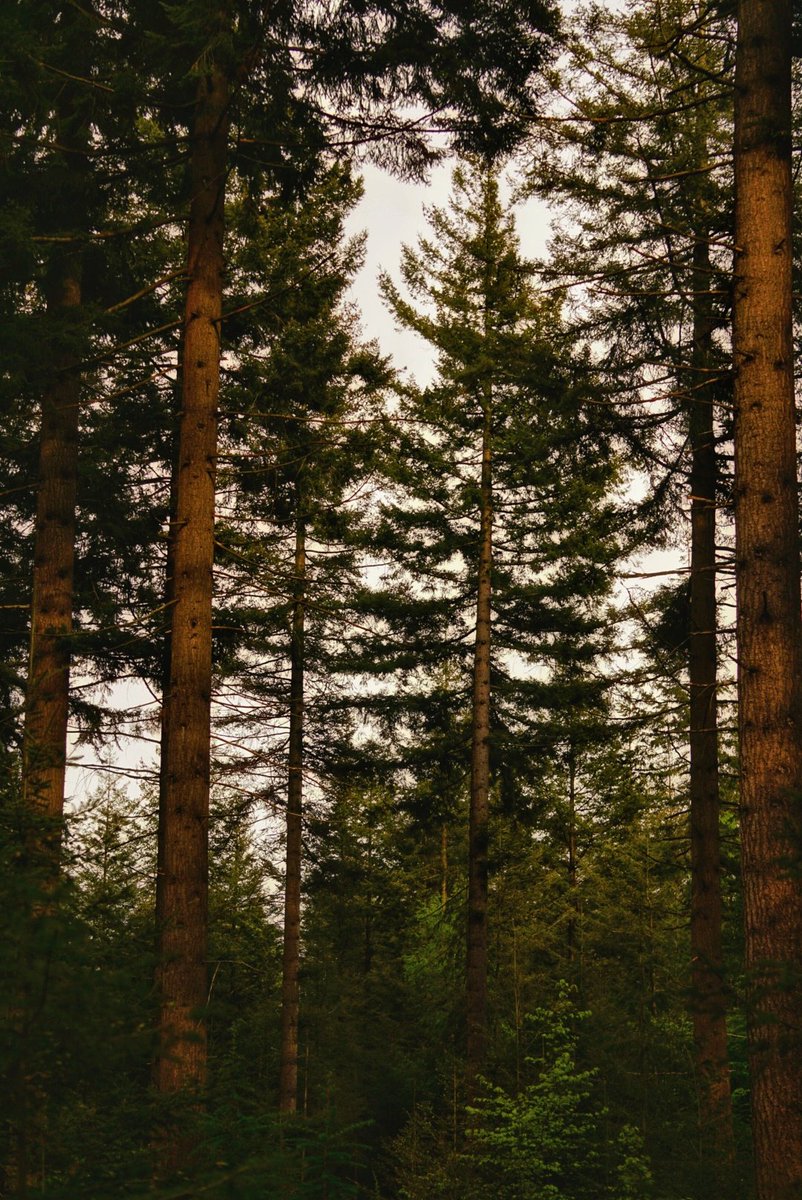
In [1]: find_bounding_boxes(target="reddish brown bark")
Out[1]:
[466,404,492,1086]
[21,39,89,856]
[279,516,306,1115]
[155,64,230,1126]
[687,238,733,1163]
[22,256,82,853]
[733,2,802,1195]
[13,64,89,1195]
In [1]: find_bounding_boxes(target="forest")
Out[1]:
[2,0,801,1196]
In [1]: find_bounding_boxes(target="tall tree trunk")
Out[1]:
[279,514,306,1115]
[14,60,89,1192]
[466,404,492,1086]
[440,822,449,909]
[155,63,229,1134]
[566,741,577,963]
[21,43,90,857]
[21,253,82,857]
[733,3,802,1195]
[687,237,734,1164]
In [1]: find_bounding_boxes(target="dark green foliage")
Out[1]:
[0,0,185,756]
[352,160,620,807]
[302,787,439,1129]
[212,163,391,794]
[0,782,156,1196]
[206,792,283,1107]
[0,708,745,1198]
[528,0,734,544]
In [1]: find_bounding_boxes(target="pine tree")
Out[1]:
[732,1,802,1194]
[529,0,737,1162]
[154,44,230,1124]
[214,166,390,1115]
[0,7,167,1185]
[0,0,95,867]
[372,162,618,1087]
[141,0,560,1145]
[0,0,190,801]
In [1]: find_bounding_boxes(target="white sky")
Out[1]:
[346,160,553,386]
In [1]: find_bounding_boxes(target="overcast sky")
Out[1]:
[346,159,553,387]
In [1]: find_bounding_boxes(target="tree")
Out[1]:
[528,0,737,1162]
[376,161,618,1087]
[215,166,390,1114]
[0,6,167,1185]
[732,1,802,1195]
[154,43,229,1122]
[146,0,560,1147]
[0,0,171,858]
[467,986,652,1200]
[0,0,94,868]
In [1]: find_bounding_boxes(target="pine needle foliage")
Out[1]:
[355,160,620,799]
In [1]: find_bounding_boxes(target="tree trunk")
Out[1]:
[566,741,577,963]
[440,822,449,909]
[155,63,229,1133]
[466,404,492,1086]
[10,32,91,1191]
[733,3,802,1195]
[279,515,306,1115]
[687,237,734,1164]
[21,59,89,860]
[21,254,82,859]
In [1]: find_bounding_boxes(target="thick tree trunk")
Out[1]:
[733,3,802,1195]
[155,64,229,1127]
[21,36,90,856]
[687,237,733,1163]
[14,61,89,1192]
[466,406,492,1086]
[21,255,82,856]
[279,516,306,1115]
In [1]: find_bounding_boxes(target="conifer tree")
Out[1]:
[154,39,229,1123]
[0,1,96,866]
[0,0,183,821]
[374,162,618,1086]
[143,0,560,1139]
[215,166,389,1115]
[732,1,802,1194]
[530,0,736,1162]
[0,2,218,1177]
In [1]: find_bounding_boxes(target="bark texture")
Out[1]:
[733,3,802,1195]
[21,38,89,855]
[155,65,230,1116]
[687,238,733,1162]
[22,256,82,851]
[279,516,306,1115]
[466,405,492,1085]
